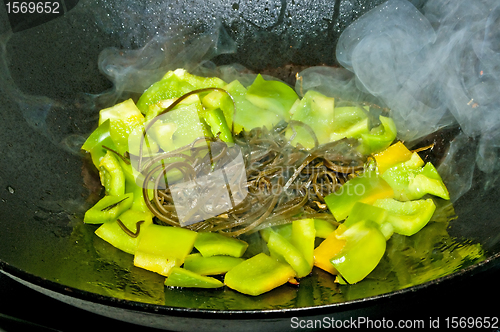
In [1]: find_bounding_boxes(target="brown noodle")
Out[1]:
[136,89,368,236]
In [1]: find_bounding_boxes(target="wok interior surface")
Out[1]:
[1,0,500,322]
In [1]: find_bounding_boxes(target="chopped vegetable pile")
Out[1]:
[81,68,474,297]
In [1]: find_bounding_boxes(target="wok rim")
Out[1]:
[1,249,498,319]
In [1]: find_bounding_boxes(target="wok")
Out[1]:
[1,0,500,330]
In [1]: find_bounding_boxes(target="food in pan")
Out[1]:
[81,68,480,296]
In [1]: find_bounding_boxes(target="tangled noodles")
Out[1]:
[135,89,369,236]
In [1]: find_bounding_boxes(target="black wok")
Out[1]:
[1,1,500,330]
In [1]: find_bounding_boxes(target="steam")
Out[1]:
[333,0,500,201]
[294,66,383,106]
[0,16,235,155]
[97,21,236,103]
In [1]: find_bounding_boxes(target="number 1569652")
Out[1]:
[445,317,499,329]
[5,2,60,14]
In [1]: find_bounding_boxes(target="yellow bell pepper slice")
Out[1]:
[373,141,412,174]
[313,226,347,275]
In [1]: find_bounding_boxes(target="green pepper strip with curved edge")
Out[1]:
[95,210,153,254]
[164,267,224,289]
[374,198,436,236]
[98,151,126,196]
[134,224,198,277]
[183,253,244,276]
[224,253,296,296]
[381,162,450,201]
[343,202,393,240]
[137,68,227,113]
[267,230,311,278]
[324,171,394,221]
[194,232,248,258]
[202,76,297,134]
[81,119,117,168]
[359,116,397,154]
[330,220,387,284]
[83,193,134,224]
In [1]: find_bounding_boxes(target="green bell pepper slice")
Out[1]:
[260,220,315,276]
[201,75,305,138]
[224,253,296,296]
[99,98,145,155]
[359,116,397,154]
[164,267,224,288]
[137,68,226,113]
[147,97,213,152]
[267,230,311,278]
[115,155,155,213]
[134,224,197,276]
[324,172,394,221]
[194,232,248,258]
[183,253,244,275]
[81,119,117,168]
[381,162,450,201]
[127,181,153,213]
[343,202,387,227]
[259,223,292,243]
[400,151,425,169]
[261,219,335,240]
[83,192,134,224]
[286,90,335,149]
[200,107,234,143]
[343,202,393,240]
[98,151,126,196]
[291,218,316,272]
[245,74,298,120]
[202,79,289,133]
[286,91,370,149]
[374,198,436,236]
[410,162,450,199]
[329,104,371,143]
[330,220,387,284]
[147,122,178,152]
[94,210,153,254]
[314,219,337,238]
[126,123,160,158]
[329,118,370,142]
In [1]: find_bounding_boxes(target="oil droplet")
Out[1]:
[6,186,15,194]
[232,3,239,10]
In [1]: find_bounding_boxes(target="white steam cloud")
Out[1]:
[334,0,500,201]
